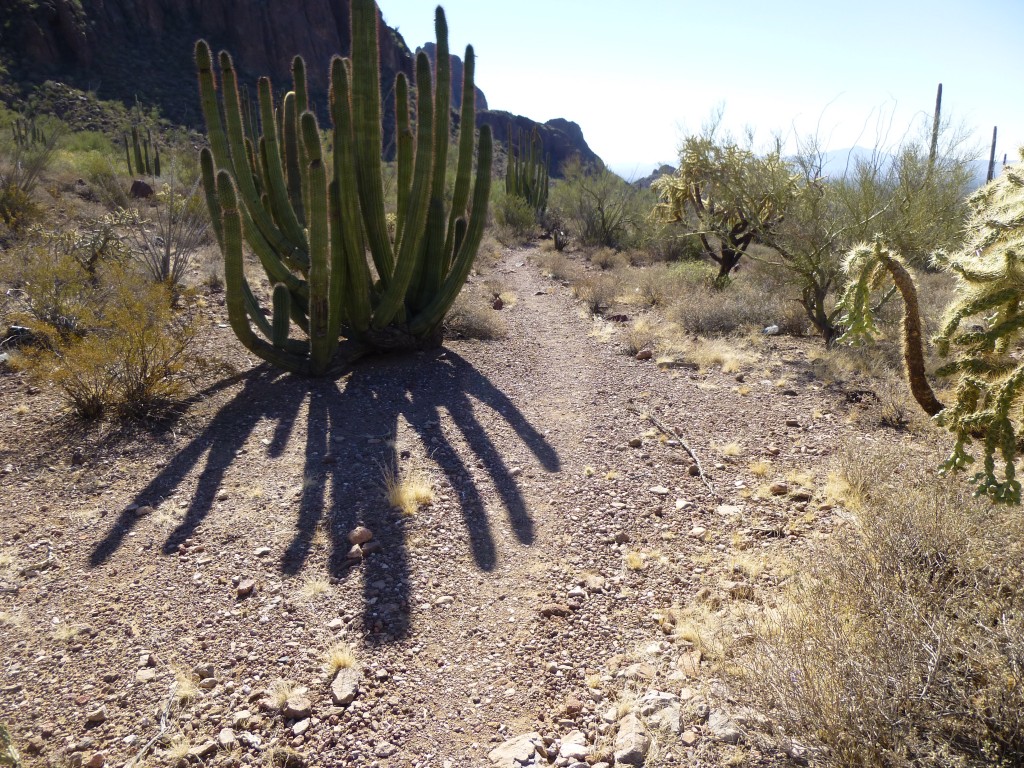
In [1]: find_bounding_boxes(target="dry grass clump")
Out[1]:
[573,273,620,315]
[589,247,628,271]
[172,667,200,704]
[297,575,331,601]
[739,444,1024,767]
[537,251,579,282]
[266,678,301,710]
[623,317,660,356]
[383,465,434,516]
[444,290,508,340]
[679,337,751,373]
[323,642,358,676]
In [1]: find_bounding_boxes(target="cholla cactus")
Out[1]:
[931,149,1024,502]
[839,149,1024,503]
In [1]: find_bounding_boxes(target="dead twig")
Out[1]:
[127,680,177,768]
[628,407,717,498]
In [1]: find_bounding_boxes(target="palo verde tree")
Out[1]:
[197,0,492,375]
[839,149,1024,503]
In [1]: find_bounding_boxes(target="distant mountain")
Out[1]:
[0,0,602,175]
[630,164,676,189]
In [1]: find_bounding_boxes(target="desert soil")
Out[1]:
[0,245,921,767]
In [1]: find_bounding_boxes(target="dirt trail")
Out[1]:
[0,244,870,767]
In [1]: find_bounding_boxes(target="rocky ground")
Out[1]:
[0,244,926,767]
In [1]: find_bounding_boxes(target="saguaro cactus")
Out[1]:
[197,0,492,375]
[505,127,548,217]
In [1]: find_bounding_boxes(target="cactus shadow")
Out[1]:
[89,349,559,643]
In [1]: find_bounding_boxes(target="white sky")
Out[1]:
[377,0,1024,178]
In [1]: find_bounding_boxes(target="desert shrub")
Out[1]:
[493,190,536,246]
[0,118,60,229]
[123,177,210,290]
[1,243,97,341]
[549,157,646,249]
[740,445,1024,767]
[573,273,619,315]
[24,269,197,418]
[536,250,580,282]
[589,247,627,271]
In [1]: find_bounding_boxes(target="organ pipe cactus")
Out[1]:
[505,127,548,217]
[196,0,492,376]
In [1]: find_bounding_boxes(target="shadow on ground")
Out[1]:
[89,349,560,642]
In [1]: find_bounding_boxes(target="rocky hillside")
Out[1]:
[0,0,601,174]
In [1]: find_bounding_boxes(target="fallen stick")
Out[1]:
[628,407,717,498]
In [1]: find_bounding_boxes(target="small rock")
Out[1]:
[613,713,650,767]
[374,742,397,758]
[330,667,360,706]
[129,179,154,199]
[361,540,382,555]
[708,711,743,744]
[681,730,699,746]
[791,489,813,501]
[613,532,630,544]
[231,711,251,729]
[762,324,780,335]
[687,464,700,477]
[688,526,706,538]
[193,663,215,680]
[716,504,742,517]
[188,741,218,760]
[558,730,590,760]
[539,603,572,618]
[635,349,653,361]
[292,719,310,737]
[785,418,801,428]
[254,546,272,557]
[282,694,312,720]
[487,732,540,767]
[492,297,504,310]
[327,617,345,630]
[25,737,45,754]
[347,526,373,545]
[627,437,643,448]
[218,728,237,749]
[648,486,670,496]
[345,545,364,562]
[236,578,256,599]
[86,752,105,768]
[638,691,681,734]
[85,707,106,725]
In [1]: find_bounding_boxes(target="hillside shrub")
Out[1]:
[493,188,536,246]
[740,444,1024,767]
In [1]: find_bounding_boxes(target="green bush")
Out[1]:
[493,189,536,246]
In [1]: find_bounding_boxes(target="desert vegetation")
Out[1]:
[0,2,1022,767]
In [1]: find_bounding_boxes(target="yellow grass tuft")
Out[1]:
[323,642,358,677]
[624,551,646,571]
[298,575,331,600]
[383,466,434,516]
[748,459,772,477]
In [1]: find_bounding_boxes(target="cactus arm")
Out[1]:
[371,52,435,330]
[430,6,451,206]
[200,148,225,251]
[351,0,395,283]
[300,111,336,375]
[282,91,305,227]
[218,171,310,374]
[395,72,412,249]
[326,179,347,345]
[329,55,372,335]
[409,125,492,336]
[443,43,478,272]
[132,126,145,175]
[256,77,307,250]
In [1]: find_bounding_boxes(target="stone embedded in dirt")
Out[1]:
[361,540,383,555]
[781,389,798,396]
[681,730,699,746]
[708,711,743,744]
[785,418,800,427]
[218,728,237,749]
[770,481,789,495]
[85,752,105,768]
[613,532,630,544]
[558,729,590,760]
[613,713,651,767]
[292,718,310,736]
[345,545,364,562]
[282,693,312,720]
[580,574,606,592]
[327,617,345,630]
[193,663,215,680]
[676,650,702,678]
[791,489,813,501]
[254,546,272,557]
[688,526,706,538]
[138,653,156,668]
[635,349,653,361]
[330,667,360,706]
[716,504,742,517]
[687,464,700,477]
[627,437,643,448]
[188,741,218,760]
[236,579,256,599]
[487,732,541,766]
[135,669,156,683]
[231,711,251,728]
[347,526,373,545]
[726,581,755,601]
[649,485,670,496]
[620,662,655,681]
[767,444,781,455]
[25,736,45,754]
[539,603,572,618]
[84,707,106,725]
[638,690,682,734]
[492,297,504,310]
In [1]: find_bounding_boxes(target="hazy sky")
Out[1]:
[376,0,1023,179]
